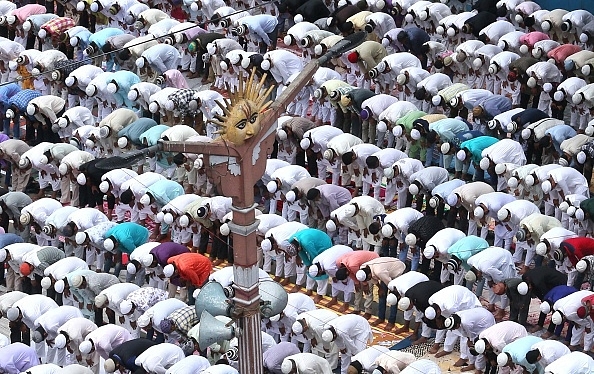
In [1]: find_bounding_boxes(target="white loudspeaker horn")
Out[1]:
[195,281,234,317]
[199,311,237,349]
[258,281,288,318]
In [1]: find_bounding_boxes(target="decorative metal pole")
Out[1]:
[158,31,367,373]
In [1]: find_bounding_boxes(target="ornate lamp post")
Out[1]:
[121,31,367,373]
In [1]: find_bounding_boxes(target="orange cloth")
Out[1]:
[336,251,379,282]
[17,66,33,89]
[167,253,212,287]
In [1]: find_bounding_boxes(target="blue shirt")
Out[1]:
[289,228,333,269]
[110,71,141,108]
[104,222,149,254]
[460,136,498,164]
[543,285,577,304]
[7,89,41,112]
[240,15,278,46]
[88,28,124,50]
[447,236,489,270]
[502,336,543,374]
[145,180,184,208]
[118,118,158,146]
[0,233,24,248]
[0,84,21,108]
[545,125,577,154]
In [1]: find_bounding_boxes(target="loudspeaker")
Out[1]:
[199,311,236,349]
[195,281,234,317]
[259,281,288,318]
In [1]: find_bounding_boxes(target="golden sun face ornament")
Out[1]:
[209,69,275,146]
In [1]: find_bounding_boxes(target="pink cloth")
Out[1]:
[519,32,549,48]
[548,44,582,64]
[164,70,189,89]
[184,26,207,41]
[12,4,46,22]
[336,251,379,282]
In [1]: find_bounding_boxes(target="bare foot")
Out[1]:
[289,285,301,293]
[428,343,440,354]
[370,319,383,327]
[338,303,350,313]
[394,326,411,334]
[305,289,313,296]
[461,364,475,372]
[413,337,428,345]
[486,304,496,312]
[435,350,451,358]
[313,295,324,304]
[280,278,290,286]
[326,298,338,307]
[454,358,468,367]
[385,323,395,331]
[273,276,281,282]
[362,313,372,320]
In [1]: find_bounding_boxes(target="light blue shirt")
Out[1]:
[545,125,577,155]
[88,28,124,50]
[110,71,141,108]
[502,336,543,374]
[447,236,489,270]
[145,180,184,209]
[240,15,278,46]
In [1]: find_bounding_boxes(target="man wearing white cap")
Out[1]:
[119,171,166,223]
[126,242,160,287]
[120,287,169,339]
[323,133,362,189]
[466,246,518,319]
[136,44,181,77]
[442,307,495,370]
[268,165,311,221]
[551,289,594,351]
[96,108,138,155]
[134,342,185,374]
[341,143,381,204]
[7,294,58,359]
[309,243,354,309]
[99,168,138,222]
[407,166,450,213]
[76,221,118,273]
[523,163,561,215]
[54,317,98,362]
[448,181,495,236]
[20,198,62,247]
[0,192,32,241]
[79,324,132,371]
[138,298,187,344]
[262,221,308,285]
[306,184,352,227]
[321,314,373,374]
[58,150,95,208]
[474,192,517,249]
[472,321,528,372]
[301,125,344,185]
[281,352,333,374]
[496,199,541,265]
[268,293,315,350]
[342,196,385,252]
[39,143,79,205]
[95,282,140,328]
[70,272,120,324]
[364,148,407,208]
[423,228,466,284]
[525,340,571,371]
[18,142,62,202]
[33,305,83,366]
[0,139,31,193]
[292,308,339,369]
[63,208,109,269]
[543,167,590,211]
[544,351,594,374]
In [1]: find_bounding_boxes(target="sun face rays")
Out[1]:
[209,68,275,146]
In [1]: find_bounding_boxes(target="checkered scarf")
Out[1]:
[41,17,76,38]
[167,89,200,115]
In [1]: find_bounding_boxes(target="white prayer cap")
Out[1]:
[525,174,536,186]
[95,294,108,308]
[440,142,451,154]
[540,301,551,314]
[398,297,411,311]
[135,57,145,69]
[479,157,490,170]
[75,232,88,245]
[383,167,394,179]
[580,33,589,43]
[261,59,271,71]
[141,255,154,268]
[391,124,402,137]
[535,242,548,256]
[308,264,320,277]
[543,82,553,93]
[386,293,398,306]
[551,311,563,325]
[497,208,510,221]
[285,190,296,203]
[26,104,36,116]
[424,306,437,319]
[163,264,175,278]
[577,151,587,164]
[137,313,151,328]
[474,206,485,219]
[497,352,509,366]
[41,277,52,290]
[117,137,128,149]
[527,76,537,88]
[19,212,31,225]
[104,359,116,373]
[85,84,97,97]
[292,320,303,335]
[277,129,288,141]
[567,206,577,217]
[408,183,419,196]
[85,139,94,149]
[519,44,529,55]
[299,138,311,150]
[375,0,385,9]
[576,208,585,221]
[446,193,458,207]
[267,180,278,193]
[220,223,230,236]
[104,238,115,251]
[127,262,137,275]
[343,204,357,217]
[521,128,532,140]
[456,149,466,161]
[428,196,440,209]
[148,102,159,113]
[464,270,477,283]
[517,281,529,295]
[405,233,416,246]
[435,26,444,35]
[576,260,588,273]
[323,149,334,160]
[120,300,133,315]
[22,20,32,32]
[321,329,334,342]
[281,359,295,374]
[472,57,483,69]
[79,340,93,354]
[495,163,507,175]
[76,173,86,185]
[179,214,190,227]
[8,60,17,72]
[55,334,67,349]
[139,194,151,206]
[355,269,367,282]
[54,279,65,293]
[507,177,518,189]
[163,213,174,225]
[410,129,421,140]
[474,338,486,354]
[447,27,456,37]
[6,307,19,321]
[541,180,552,194]
[325,220,337,232]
